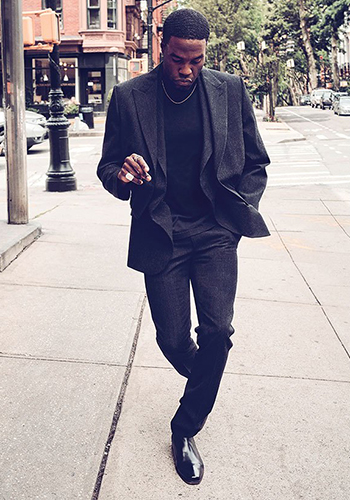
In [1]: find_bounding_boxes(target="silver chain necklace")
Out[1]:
[162,80,197,105]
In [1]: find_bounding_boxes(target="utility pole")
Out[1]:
[44,0,77,192]
[147,0,153,72]
[147,0,173,72]
[0,0,28,224]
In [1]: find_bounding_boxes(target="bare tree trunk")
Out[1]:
[268,87,275,119]
[219,54,227,72]
[272,59,279,110]
[239,52,249,76]
[288,75,298,105]
[299,0,318,89]
[331,32,340,90]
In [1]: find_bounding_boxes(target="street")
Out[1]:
[2,106,349,199]
[269,105,350,187]
[0,134,104,221]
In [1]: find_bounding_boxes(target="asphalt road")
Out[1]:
[0,134,104,221]
[256,105,350,188]
[1,108,349,193]
[276,105,350,175]
[0,134,103,185]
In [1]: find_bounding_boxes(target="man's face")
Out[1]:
[161,36,206,91]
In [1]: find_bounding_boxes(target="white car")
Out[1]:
[0,109,48,153]
[333,96,350,116]
[310,89,326,108]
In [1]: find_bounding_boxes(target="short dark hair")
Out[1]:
[162,9,210,46]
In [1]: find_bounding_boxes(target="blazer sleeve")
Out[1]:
[236,78,270,210]
[96,86,131,201]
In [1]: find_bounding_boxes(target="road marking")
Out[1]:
[270,164,324,169]
[266,138,350,186]
[70,147,95,153]
[270,171,330,177]
[269,152,317,157]
[336,133,350,139]
[277,109,350,138]
[316,134,328,140]
[269,179,350,187]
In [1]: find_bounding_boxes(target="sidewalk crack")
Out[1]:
[272,219,350,361]
[320,199,350,238]
[91,294,147,500]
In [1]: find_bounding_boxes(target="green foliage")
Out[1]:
[313,0,350,44]
[179,0,350,110]
[106,88,113,108]
[63,103,80,117]
[180,0,263,71]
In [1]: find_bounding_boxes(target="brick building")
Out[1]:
[338,12,350,86]
[20,0,145,112]
[0,0,178,112]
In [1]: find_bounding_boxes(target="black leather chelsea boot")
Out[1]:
[171,434,204,485]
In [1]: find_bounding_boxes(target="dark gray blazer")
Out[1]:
[97,65,270,275]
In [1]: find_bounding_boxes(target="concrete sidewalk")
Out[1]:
[1,111,350,500]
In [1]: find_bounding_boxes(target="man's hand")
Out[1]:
[118,154,152,185]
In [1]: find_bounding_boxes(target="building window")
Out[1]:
[41,0,63,29]
[87,71,102,105]
[107,0,117,29]
[33,57,78,104]
[87,0,100,29]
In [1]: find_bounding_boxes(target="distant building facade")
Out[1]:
[19,0,144,111]
[0,0,179,111]
[338,12,350,87]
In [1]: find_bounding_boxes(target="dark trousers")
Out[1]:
[144,224,240,437]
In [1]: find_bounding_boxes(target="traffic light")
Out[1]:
[22,8,60,49]
[22,16,35,46]
[40,10,60,43]
[128,58,146,78]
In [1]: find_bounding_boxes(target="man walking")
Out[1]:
[97,8,270,485]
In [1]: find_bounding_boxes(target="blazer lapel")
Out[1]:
[132,68,166,178]
[201,69,228,174]
[199,76,213,174]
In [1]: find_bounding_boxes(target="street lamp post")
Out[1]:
[44,0,77,192]
[147,0,153,72]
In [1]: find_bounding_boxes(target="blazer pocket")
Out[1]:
[130,182,154,219]
[219,181,251,207]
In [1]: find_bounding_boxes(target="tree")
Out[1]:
[312,0,350,89]
[181,0,263,72]
[298,0,318,89]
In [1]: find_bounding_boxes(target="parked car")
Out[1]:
[333,96,350,116]
[320,90,333,109]
[299,94,311,105]
[331,92,348,110]
[0,109,48,154]
[310,88,326,108]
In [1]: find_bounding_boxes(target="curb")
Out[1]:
[0,221,42,272]
[276,113,306,143]
[69,130,104,138]
[278,136,306,143]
